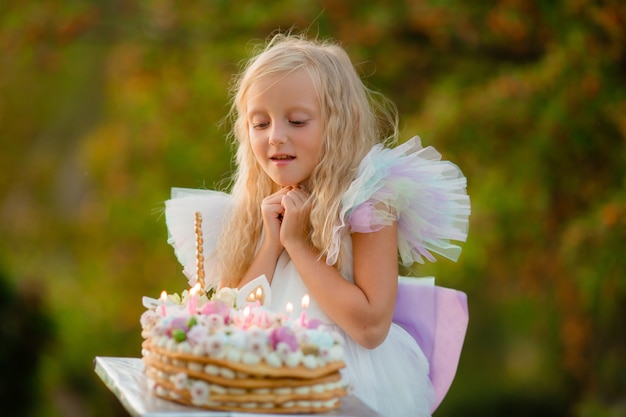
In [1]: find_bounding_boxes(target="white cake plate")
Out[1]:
[94,357,381,417]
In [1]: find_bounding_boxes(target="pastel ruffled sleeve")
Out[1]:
[327,136,470,266]
[164,188,232,289]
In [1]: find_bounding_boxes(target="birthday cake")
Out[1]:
[140,214,348,413]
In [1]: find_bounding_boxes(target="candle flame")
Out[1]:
[243,305,251,317]
[160,291,167,302]
[285,302,293,314]
[190,283,201,295]
[301,294,310,309]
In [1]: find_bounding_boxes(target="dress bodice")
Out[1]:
[269,235,354,324]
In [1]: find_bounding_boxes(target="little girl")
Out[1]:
[165,33,470,416]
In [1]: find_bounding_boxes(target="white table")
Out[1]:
[94,357,381,417]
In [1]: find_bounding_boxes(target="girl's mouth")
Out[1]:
[271,154,295,161]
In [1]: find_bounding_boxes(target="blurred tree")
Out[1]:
[0,0,624,416]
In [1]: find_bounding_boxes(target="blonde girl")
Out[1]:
[166,32,470,417]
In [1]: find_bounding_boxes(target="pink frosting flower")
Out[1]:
[186,324,207,347]
[165,317,189,339]
[306,318,322,329]
[269,326,298,352]
[200,300,231,324]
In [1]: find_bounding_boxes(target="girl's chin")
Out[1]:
[272,178,310,189]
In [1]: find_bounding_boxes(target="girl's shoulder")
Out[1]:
[328,136,471,266]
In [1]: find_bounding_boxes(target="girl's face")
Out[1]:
[246,69,323,188]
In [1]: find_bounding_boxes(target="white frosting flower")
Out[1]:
[246,328,269,356]
[191,344,205,356]
[295,386,311,395]
[330,329,345,345]
[265,352,282,368]
[204,333,226,358]
[205,313,225,331]
[211,384,227,394]
[276,342,293,360]
[176,341,192,354]
[285,350,303,368]
[328,345,344,361]
[140,310,159,328]
[307,330,334,349]
[189,380,210,405]
[226,347,242,363]
[275,387,292,395]
[302,354,318,369]
[152,321,168,337]
[228,331,248,350]
[171,372,188,390]
[312,384,325,394]
[188,362,203,372]
[214,287,238,308]
[220,367,236,379]
[242,351,261,365]
[204,364,219,375]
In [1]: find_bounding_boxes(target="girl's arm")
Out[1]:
[238,239,283,287]
[285,225,398,349]
[237,187,290,288]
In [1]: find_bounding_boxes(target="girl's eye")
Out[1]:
[290,120,307,126]
[252,121,269,129]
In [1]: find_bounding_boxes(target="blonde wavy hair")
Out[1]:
[215,33,399,288]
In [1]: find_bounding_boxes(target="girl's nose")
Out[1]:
[269,122,287,146]
[268,125,287,145]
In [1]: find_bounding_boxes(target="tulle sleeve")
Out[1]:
[327,136,470,266]
[164,188,232,289]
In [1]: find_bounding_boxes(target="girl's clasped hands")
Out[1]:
[261,186,311,252]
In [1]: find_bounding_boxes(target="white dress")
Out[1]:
[165,136,471,417]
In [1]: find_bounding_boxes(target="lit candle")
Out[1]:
[300,294,309,326]
[255,287,263,304]
[242,305,252,329]
[188,283,200,314]
[285,302,293,318]
[160,290,168,317]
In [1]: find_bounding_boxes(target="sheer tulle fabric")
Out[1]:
[164,188,231,289]
[328,136,470,266]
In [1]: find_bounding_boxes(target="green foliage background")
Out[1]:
[1,1,625,416]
